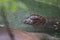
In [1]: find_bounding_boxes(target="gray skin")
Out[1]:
[0,27,60,40]
[22,14,60,33]
[22,15,46,32]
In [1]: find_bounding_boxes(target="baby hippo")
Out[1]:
[23,14,60,34]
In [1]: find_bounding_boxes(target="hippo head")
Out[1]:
[23,14,46,25]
